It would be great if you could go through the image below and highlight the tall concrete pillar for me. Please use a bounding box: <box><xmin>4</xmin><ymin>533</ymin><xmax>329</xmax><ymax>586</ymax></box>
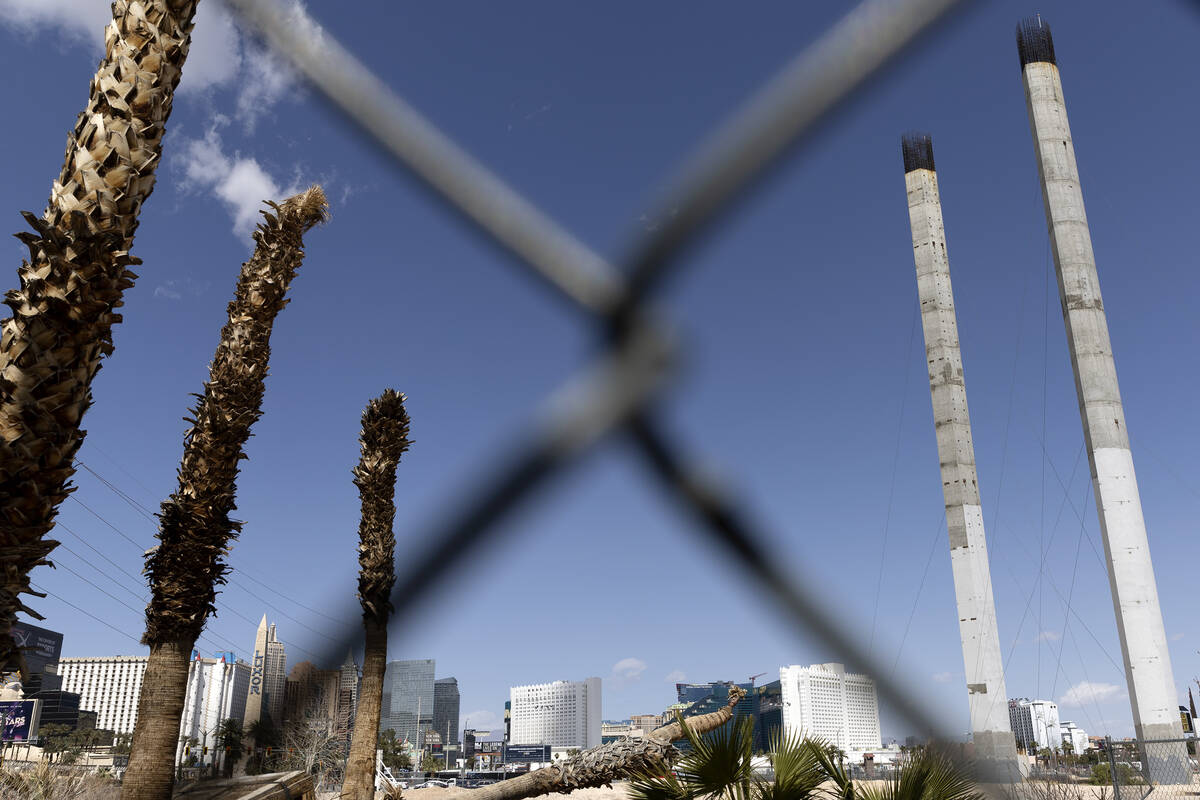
<box><xmin>903</xmin><ymin>134</ymin><xmax>1020</xmax><ymax>780</ymax></box>
<box><xmin>1018</xmin><ymin>17</ymin><xmax>1185</xmax><ymax>775</ymax></box>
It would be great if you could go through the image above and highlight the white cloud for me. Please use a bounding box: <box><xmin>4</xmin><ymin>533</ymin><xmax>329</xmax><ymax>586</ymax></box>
<box><xmin>612</xmin><ymin>658</ymin><xmax>647</xmax><ymax>684</ymax></box>
<box><xmin>932</xmin><ymin>671</ymin><xmax>954</xmax><ymax>683</ymax></box>
<box><xmin>665</xmin><ymin>670</ymin><xmax>687</xmax><ymax>684</ymax></box>
<box><xmin>154</xmin><ymin>284</ymin><xmax>182</xmax><ymax>300</ymax></box>
<box><xmin>1060</xmin><ymin>681</ymin><xmax>1123</xmax><ymax>707</ymax></box>
<box><xmin>175</xmin><ymin>123</ymin><xmax>303</xmax><ymax>237</ymax></box>
<box><xmin>1035</xmin><ymin>631</ymin><xmax>1061</xmax><ymax>643</ymax></box>
<box><xmin>0</xmin><ymin>0</ymin><xmax>110</xmax><ymax>44</ymax></box>
<box><xmin>0</xmin><ymin>0</ymin><xmax>319</xmax><ymax>128</ymax></box>
<box><xmin>462</xmin><ymin>710</ymin><xmax>502</xmax><ymax>733</ymax></box>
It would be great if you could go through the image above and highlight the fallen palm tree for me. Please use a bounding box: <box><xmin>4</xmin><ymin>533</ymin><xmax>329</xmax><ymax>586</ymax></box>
<box><xmin>449</xmin><ymin>687</ymin><xmax>747</xmax><ymax>800</ymax></box>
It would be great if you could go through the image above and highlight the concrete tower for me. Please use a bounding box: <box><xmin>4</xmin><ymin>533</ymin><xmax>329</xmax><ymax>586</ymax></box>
<box><xmin>1017</xmin><ymin>18</ymin><xmax>1185</xmax><ymax>772</ymax></box>
<box><xmin>902</xmin><ymin>134</ymin><xmax>1020</xmax><ymax>778</ymax></box>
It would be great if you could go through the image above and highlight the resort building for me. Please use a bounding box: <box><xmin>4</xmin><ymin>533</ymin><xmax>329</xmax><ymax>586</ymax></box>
<box><xmin>381</xmin><ymin>659</ymin><xmax>435</xmax><ymax>748</ymax></box>
<box><xmin>58</xmin><ymin>656</ymin><xmax>148</xmax><ymax>735</ymax></box>
<box><xmin>779</xmin><ymin>663</ymin><xmax>881</xmax><ymax>751</ymax></box>
<box><xmin>1008</xmin><ymin>698</ymin><xmax>1061</xmax><ymax>753</ymax></box>
<box><xmin>509</xmin><ymin>677</ymin><xmax>602</xmax><ymax>749</ymax></box>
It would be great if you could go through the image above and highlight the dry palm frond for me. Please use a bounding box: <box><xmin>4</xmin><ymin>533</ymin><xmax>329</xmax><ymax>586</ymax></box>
<box><xmin>142</xmin><ymin>186</ymin><xmax>329</xmax><ymax>645</ymax></box>
<box><xmin>353</xmin><ymin>389</ymin><xmax>411</xmax><ymax>622</ymax></box>
<box><xmin>0</xmin><ymin>0</ymin><xmax>199</xmax><ymax>672</ymax></box>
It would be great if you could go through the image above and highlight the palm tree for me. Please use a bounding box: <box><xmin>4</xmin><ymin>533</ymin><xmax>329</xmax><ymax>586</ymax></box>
<box><xmin>630</xmin><ymin>718</ymin><xmax>826</xmax><ymax>800</ymax></box>
<box><xmin>215</xmin><ymin>718</ymin><xmax>245</xmax><ymax>779</ymax></box>
<box><xmin>120</xmin><ymin>187</ymin><xmax>329</xmax><ymax>800</ymax></box>
<box><xmin>342</xmin><ymin>390</ymin><xmax>412</xmax><ymax>800</ymax></box>
<box><xmin>633</xmin><ymin>729</ymin><xmax>983</xmax><ymax>800</ymax></box>
<box><xmin>0</xmin><ymin>0</ymin><xmax>200</xmax><ymax>676</ymax></box>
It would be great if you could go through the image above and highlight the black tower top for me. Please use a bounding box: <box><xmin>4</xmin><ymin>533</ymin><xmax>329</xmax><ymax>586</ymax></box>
<box><xmin>901</xmin><ymin>133</ymin><xmax>935</xmax><ymax>174</ymax></box>
<box><xmin>1017</xmin><ymin>16</ymin><xmax>1056</xmax><ymax>67</ymax></box>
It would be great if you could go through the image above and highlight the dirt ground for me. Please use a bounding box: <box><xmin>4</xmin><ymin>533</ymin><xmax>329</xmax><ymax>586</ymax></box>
<box><xmin>381</xmin><ymin>786</ymin><xmax>633</xmax><ymax>800</ymax></box>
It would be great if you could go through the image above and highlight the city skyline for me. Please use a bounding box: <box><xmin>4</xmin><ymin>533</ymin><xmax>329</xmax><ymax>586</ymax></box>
<box><xmin>3</xmin><ymin>0</ymin><xmax>1197</xmax><ymax>746</ymax></box>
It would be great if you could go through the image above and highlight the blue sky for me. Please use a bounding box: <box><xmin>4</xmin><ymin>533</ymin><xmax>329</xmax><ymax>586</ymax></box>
<box><xmin>2</xmin><ymin>0</ymin><xmax>1198</xmax><ymax>742</ymax></box>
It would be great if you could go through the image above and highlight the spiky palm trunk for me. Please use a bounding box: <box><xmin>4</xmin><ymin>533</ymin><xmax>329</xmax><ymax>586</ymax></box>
<box><xmin>120</xmin><ymin>188</ymin><xmax>329</xmax><ymax>800</ymax></box>
<box><xmin>0</xmin><ymin>0</ymin><xmax>199</xmax><ymax>674</ymax></box>
<box><xmin>342</xmin><ymin>391</ymin><xmax>411</xmax><ymax>800</ymax></box>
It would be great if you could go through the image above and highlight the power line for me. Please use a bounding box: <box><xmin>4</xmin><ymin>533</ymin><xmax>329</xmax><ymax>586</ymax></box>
<box><xmin>31</xmin><ymin>582</ymin><xmax>141</xmax><ymax>645</ymax></box>
<box><xmin>74</xmin><ymin>458</ymin><xmax>348</xmax><ymax>628</ymax></box>
<box><xmin>57</xmin><ymin>521</ymin><xmax>148</xmax><ymax>590</ymax></box>
<box><xmin>69</xmin><ymin>495</ymin><xmax>150</xmax><ymax>551</ymax></box>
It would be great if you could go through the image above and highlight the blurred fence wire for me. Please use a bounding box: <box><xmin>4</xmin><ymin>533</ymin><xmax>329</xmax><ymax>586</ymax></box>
<box><xmin>222</xmin><ymin>0</ymin><xmax>973</xmax><ymax>744</ymax></box>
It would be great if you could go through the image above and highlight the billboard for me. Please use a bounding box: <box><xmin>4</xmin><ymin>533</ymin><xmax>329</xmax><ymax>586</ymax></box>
<box><xmin>503</xmin><ymin>744</ymin><xmax>551</xmax><ymax>763</ymax></box>
<box><xmin>0</xmin><ymin>699</ymin><xmax>42</xmax><ymax>741</ymax></box>
<box><xmin>10</xmin><ymin>622</ymin><xmax>63</xmax><ymax>673</ymax></box>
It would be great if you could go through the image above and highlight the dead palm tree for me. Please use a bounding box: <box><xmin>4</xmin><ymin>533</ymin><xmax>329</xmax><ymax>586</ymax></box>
<box><xmin>0</xmin><ymin>0</ymin><xmax>200</xmax><ymax>676</ymax></box>
<box><xmin>451</xmin><ymin>688</ymin><xmax>748</xmax><ymax>800</ymax></box>
<box><xmin>120</xmin><ymin>187</ymin><xmax>329</xmax><ymax>800</ymax></box>
<box><xmin>342</xmin><ymin>390</ymin><xmax>411</xmax><ymax>800</ymax></box>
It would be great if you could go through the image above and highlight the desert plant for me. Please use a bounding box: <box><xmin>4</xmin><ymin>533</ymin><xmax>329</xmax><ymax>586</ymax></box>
<box><xmin>120</xmin><ymin>187</ymin><xmax>329</xmax><ymax>800</ymax></box>
<box><xmin>342</xmin><ymin>390</ymin><xmax>412</xmax><ymax>800</ymax></box>
<box><xmin>630</xmin><ymin>717</ymin><xmax>824</xmax><ymax>800</ymax></box>
<box><xmin>0</xmin><ymin>0</ymin><xmax>200</xmax><ymax>676</ymax></box>
<box><xmin>0</xmin><ymin>762</ymin><xmax>119</xmax><ymax>800</ymax></box>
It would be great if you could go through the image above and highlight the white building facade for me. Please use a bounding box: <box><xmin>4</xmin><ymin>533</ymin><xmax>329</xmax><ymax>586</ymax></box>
<box><xmin>1008</xmin><ymin>699</ymin><xmax>1061</xmax><ymax>752</ymax></box>
<box><xmin>177</xmin><ymin>654</ymin><xmax>251</xmax><ymax>764</ymax></box>
<box><xmin>59</xmin><ymin>656</ymin><xmax>148</xmax><ymax>735</ymax></box>
<box><xmin>780</xmin><ymin>663</ymin><xmax>880</xmax><ymax>751</ymax></box>
<box><xmin>509</xmin><ymin>678</ymin><xmax>601</xmax><ymax>749</ymax></box>
<box><xmin>1059</xmin><ymin>721</ymin><xmax>1089</xmax><ymax>754</ymax></box>
<box><xmin>60</xmin><ymin>653</ymin><xmax>250</xmax><ymax>754</ymax></box>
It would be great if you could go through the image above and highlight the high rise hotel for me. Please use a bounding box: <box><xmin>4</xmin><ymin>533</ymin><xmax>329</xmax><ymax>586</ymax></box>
<box><xmin>780</xmin><ymin>663</ymin><xmax>880</xmax><ymax>751</ymax></box>
<box><xmin>509</xmin><ymin>677</ymin><xmax>602</xmax><ymax>749</ymax></box>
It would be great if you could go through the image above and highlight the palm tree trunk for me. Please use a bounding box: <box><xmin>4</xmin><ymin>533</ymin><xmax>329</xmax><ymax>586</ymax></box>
<box><xmin>0</xmin><ymin>0</ymin><xmax>199</xmax><ymax>675</ymax></box>
<box><xmin>120</xmin><ymin>638</ymin><xmax>192</xmax><ymax>799</ymax></box>
<box><xmin>121</xmin><ymin>188</ymin><xmax>328</xmax><ymax>800</ymax></box>
<box><xmin>451</xmin><ymin>689</ymin><xmax>746</xmax><ymax>800</ymax></box>
<box><xmin>341</xmin><ymin>616</ymin><xmax>387</xmax><ymax>800</ymax></box>
<box><xmin>341</xmin><ymin>391</ymin><xmax>410</xmax><ymax>799</ymax></box>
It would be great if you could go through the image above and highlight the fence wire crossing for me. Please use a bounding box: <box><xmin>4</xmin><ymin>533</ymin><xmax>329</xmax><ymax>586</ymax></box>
<box><xmin>223</xmin><ymin>0</ymin><xmax>971</xmax><ymax>745</ymax></box>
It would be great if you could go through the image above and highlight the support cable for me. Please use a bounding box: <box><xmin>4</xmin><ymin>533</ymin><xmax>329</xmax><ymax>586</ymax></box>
<box><xmin>868</xmin><ymin>301</ymin><xmax>920</xmax><ymax>658</ymax></box>
<box><xmin>889</xmin><ymin>510</ymin><xmax>947</xmax><ymax>679</ymax></box>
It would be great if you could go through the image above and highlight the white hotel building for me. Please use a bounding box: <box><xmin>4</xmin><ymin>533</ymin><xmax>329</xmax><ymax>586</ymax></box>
<box><xmin>59</xmin><ymin>656</ymin><xmax>148</xmax><ymax>735</ymax></box>
<box><xmin>509</xmin><ymin>678</ymin><xmax>602</xmax><ymax>749</ymax></box>
<box><xmin>1008</xmin><ymin>698</ymin><xmax>1060</xmax><ymax>753</ymax></box>
<box><xmin>780</xmin><ymin>663</ymin><xmax>881</xmax><ymax>751</ymax></box>
<box><xmin>59</xmin><ymin>653</ymin><xmax>250</xmax><ymax>755</ymax></box>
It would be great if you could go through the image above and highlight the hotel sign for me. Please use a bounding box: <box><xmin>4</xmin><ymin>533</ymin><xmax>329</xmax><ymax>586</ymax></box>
<box><xmin>250</xmin><ymin>651</ymin><xmax>265</xmax><ymax>695</ymax></box>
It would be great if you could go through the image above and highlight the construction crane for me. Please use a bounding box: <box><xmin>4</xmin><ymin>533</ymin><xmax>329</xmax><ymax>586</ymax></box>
<box><xmin>748</xmin><ymin>672</ymin><xmax>766</xmax><ymax>686</ymax></box>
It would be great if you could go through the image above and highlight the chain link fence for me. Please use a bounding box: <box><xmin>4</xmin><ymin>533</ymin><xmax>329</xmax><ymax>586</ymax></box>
<box><xmin>210</xmin><ymin>0</ymin><xmax>1195</xmax><ymax>792</ymax></box>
